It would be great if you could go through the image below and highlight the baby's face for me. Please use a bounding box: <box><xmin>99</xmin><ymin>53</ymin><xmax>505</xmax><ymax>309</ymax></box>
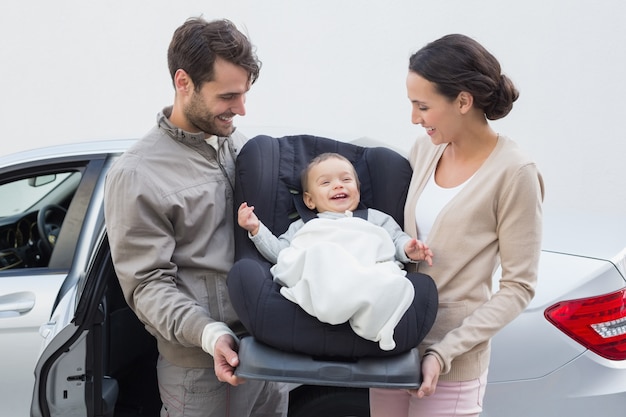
<box><xmin>303</xmin><ymin>157</ymin><xmax>360</xmax><ymax>213</ymax></box>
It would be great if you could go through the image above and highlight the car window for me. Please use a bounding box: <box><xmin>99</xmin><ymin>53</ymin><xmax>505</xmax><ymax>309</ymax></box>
<box><xmin>0</xmin><ymin>173</ymin><xmax>73</xmax><ymax>217</ymax></box>
<box><xmin>0</xmin><ymin>171</ymin><xmax>82</xmax><ymax>270</ymax></box>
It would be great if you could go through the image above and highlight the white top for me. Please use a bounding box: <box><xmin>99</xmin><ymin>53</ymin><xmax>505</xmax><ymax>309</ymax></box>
<box><xmin>205</xmin><ymin>135</ymin><xmax>219</xmax><ymax>150</ymax></box>
<box><xmin>415</xmin><ymin>171</ymin><xmax>470</xmax><ymax>241</ymax></box>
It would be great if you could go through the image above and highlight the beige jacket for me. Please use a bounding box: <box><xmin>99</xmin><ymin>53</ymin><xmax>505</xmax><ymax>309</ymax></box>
<box><xmin>404</xmin><ymin>135</ymin><xmax>544</xmax><ymax>381</ymax></box>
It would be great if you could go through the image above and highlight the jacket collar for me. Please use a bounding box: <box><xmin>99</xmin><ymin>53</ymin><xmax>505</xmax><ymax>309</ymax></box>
<box><xmin>157</xmin><ymin>106</ymin><xmax>236</xmax><ymax>149</ymax></box>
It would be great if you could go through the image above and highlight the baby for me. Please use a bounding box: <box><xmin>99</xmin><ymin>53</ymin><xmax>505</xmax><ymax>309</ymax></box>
<box><xmin>237</xmin><ymin>152</ymin><xmax>434</xmax><ymax>350</ymax></box>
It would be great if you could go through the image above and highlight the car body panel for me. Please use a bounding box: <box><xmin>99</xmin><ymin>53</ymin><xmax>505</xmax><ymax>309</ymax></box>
<box><xmin>0</xmin><ymin>139</ymin><xmax>135</xmax><ymax>169</ymax></box>
<box><xmin>31</xmin><ymin>270</ymin><xmax>93</xmax><ymax>417</ymax></box>
<box><xmin>489</xmin><ymin>250</ymin><xmax>626</xmax><ymax>379</ymax></box>
<box><xmin>0</xmin><ymin>272</ymin><xmax>67</xmax><ymax>416</ymax></box>
<box><xmin>483</xmin><ymin>350</ymin><xmax>626</xmax><ymax>417</ymax></box>
<box><xmin>484</xmin><ymin>210</ymin><xmax>626</xmax><ymax>414</ymax></box>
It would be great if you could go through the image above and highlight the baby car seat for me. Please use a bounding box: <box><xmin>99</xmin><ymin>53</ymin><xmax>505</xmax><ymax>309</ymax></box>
<box><xmin>227</xmin><ymin>134</ymin><xmax>438</xmax><ymax>387</ymax></box>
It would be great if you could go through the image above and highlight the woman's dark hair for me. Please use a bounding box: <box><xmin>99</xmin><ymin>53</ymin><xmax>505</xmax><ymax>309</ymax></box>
<box><xmin>409</xmin><ymin>34</ymin><xmax>518</xmax><ymax>120</ymax></box>
<box><xmin>167</xmin><ymin>17</ymin><xmax>261</xmax><ymax>91</ymax></box>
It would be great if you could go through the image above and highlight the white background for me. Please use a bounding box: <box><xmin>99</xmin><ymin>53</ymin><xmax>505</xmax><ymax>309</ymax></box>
<box><xmin>1</xmin><ymin>0</ymin><xmax>625</xmax><ymax>218</ymax></box>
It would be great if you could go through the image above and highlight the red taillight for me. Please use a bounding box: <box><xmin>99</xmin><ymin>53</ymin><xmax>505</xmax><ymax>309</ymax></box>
<box><xmin>545</xmin><ymin>288</ymin><xmax>626</xmax><ymax>360</ymax></box>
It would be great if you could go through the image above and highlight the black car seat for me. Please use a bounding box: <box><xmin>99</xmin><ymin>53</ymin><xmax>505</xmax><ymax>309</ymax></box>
<box><xmin>227</xmin><ymin>134</ymin><xmax>438</xmax><ymax>386</ymax></box>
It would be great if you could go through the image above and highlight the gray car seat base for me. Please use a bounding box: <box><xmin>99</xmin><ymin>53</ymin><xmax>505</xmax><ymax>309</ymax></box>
<box><xmin>235</xmin><ymin>337</ymin><xmax>422</xmax><ymax>389</ymax></box>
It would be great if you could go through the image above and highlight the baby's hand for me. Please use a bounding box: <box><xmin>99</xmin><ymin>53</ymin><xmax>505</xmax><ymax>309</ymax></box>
<box><xmin>405</xmin><ymin>238</ymin><xmax>433</xmax><ymax>266</ymax></box>
<box><xmin>237</xmin><ymin>202</ymin><xmax>260</xmax><ymax>236</ymax></box>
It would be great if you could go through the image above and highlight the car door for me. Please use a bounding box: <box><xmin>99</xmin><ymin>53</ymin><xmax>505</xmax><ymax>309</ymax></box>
<box><xmin>30</xmin><ymin>228</ymin><xmax>114</xmax><ymax>417</ymax></box>
<box><xmin>0</xmin><ymin>153</ymin><xmax>109</xmax><ymax>417</ymax></box>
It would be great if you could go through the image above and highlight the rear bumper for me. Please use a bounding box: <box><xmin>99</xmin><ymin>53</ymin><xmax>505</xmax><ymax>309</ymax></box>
<box><xmin>482</xmin><ymin>350</ymin><xmax>626</xmax><ymax>416</ymax></box>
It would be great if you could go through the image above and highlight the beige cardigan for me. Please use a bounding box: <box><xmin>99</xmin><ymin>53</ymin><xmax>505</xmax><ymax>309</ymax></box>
<box><xmin>404</xmin><ymin>135</ymin><xmax>544</xmax><ymax>381</ymax></box>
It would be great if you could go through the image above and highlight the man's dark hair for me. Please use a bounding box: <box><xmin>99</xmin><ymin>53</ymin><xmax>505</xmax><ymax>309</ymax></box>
<box><xmin>167</xmin><ymin>17</ymin><xmax>261</xmax><ymax>91</ymax></box>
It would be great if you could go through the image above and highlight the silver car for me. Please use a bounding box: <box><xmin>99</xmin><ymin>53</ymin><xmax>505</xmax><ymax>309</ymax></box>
<box><xmin>0</xmin><ymin>139</ymin><xmax>624</xmax><ymax>417</ymax></box>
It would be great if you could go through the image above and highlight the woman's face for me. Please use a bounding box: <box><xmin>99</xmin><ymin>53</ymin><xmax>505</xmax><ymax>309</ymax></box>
<box><xmin>406</xmin><ymin>71</ymin><xmax>462</xmax><ymax>145</ymax></box>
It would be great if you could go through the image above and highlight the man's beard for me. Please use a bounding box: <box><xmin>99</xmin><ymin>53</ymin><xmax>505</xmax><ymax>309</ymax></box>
<box><xmin>185</xmin><ymin>93</ymin><xmax>234</xmax><ymax>138</ymax></box>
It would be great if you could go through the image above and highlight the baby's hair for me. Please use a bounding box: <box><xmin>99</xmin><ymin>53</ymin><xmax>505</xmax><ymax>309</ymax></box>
<box><xmin>301</xmin><ymin>153</ymin><xmax>360</xmax><ymax>192</ymax></box>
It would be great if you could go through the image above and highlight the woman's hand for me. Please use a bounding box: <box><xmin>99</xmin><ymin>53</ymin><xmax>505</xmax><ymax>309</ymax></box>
<box><xmin>411</xmin><ymin>353</ymin><xmax>441</xmax><ymax>398</ymax></box>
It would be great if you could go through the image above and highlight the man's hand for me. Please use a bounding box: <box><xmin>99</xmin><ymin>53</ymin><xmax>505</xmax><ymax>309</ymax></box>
<box><xmin>213</xmin><ymin>334</ymin><xmax>245</xmax><ymax>386</ymax></box>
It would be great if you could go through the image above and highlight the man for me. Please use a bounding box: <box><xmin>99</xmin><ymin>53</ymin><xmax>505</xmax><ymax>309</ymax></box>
<box><xmin>104</xmin><ymin>17</ymin><xmax>288</xmax><ymax>417</ymax></box>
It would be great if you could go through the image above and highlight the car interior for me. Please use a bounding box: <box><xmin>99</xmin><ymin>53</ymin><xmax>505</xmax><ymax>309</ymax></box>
<box><xmin>0</xmin><ymin>171</ymin><xmax>81</xmax><ymax>271</ymax></box>
<box><xmin>101</xmin><ymin>265</ymin><xmax>161</xmax><ymax>417</ymax></box>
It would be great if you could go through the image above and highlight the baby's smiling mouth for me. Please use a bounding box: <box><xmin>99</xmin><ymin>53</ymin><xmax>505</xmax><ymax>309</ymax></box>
<box><xmin>332</xmin><ymin>193</ymin><xmax>347</xmax><ymax>200</ymax></box>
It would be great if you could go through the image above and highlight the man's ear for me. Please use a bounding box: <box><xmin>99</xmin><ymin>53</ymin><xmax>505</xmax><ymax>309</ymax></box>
<box><xmin>303</xmin><ymin>192</ymin><xmax>316</xmax><ymax>210</ymax></box>
<box><xmin>174</xmin><ymin>69</ymin><xmax>194</xmax><ymax>95</ymax></box>
<box><xmin>457</xmin><ymin>91</ymin><xmax>474</xmax><ymax>115</ymax></box>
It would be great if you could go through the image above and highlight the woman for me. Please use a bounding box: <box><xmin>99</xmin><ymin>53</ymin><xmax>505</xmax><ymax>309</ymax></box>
<box><xmin>370</xmin><ymin>34</ymin><xmax>544</xmax><ymax>416</ymax></box>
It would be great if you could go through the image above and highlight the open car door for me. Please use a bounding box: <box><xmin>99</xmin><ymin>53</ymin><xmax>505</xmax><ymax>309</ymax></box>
<box><xmin>31</xmin><ymin>222</ymin><xmax>161</xmax><ymax>417</ymax></box>
<box><xmin>30</xmin><ymin>223</ymin><xmax>115</xmax><ymax>417</ymax></box>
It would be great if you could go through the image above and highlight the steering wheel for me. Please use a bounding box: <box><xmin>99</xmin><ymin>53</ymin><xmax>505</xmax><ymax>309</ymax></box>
<box><xmin>37</xmin><ymin>204</ymin><xmax>67</xmax><ymax>256</ymax></box>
